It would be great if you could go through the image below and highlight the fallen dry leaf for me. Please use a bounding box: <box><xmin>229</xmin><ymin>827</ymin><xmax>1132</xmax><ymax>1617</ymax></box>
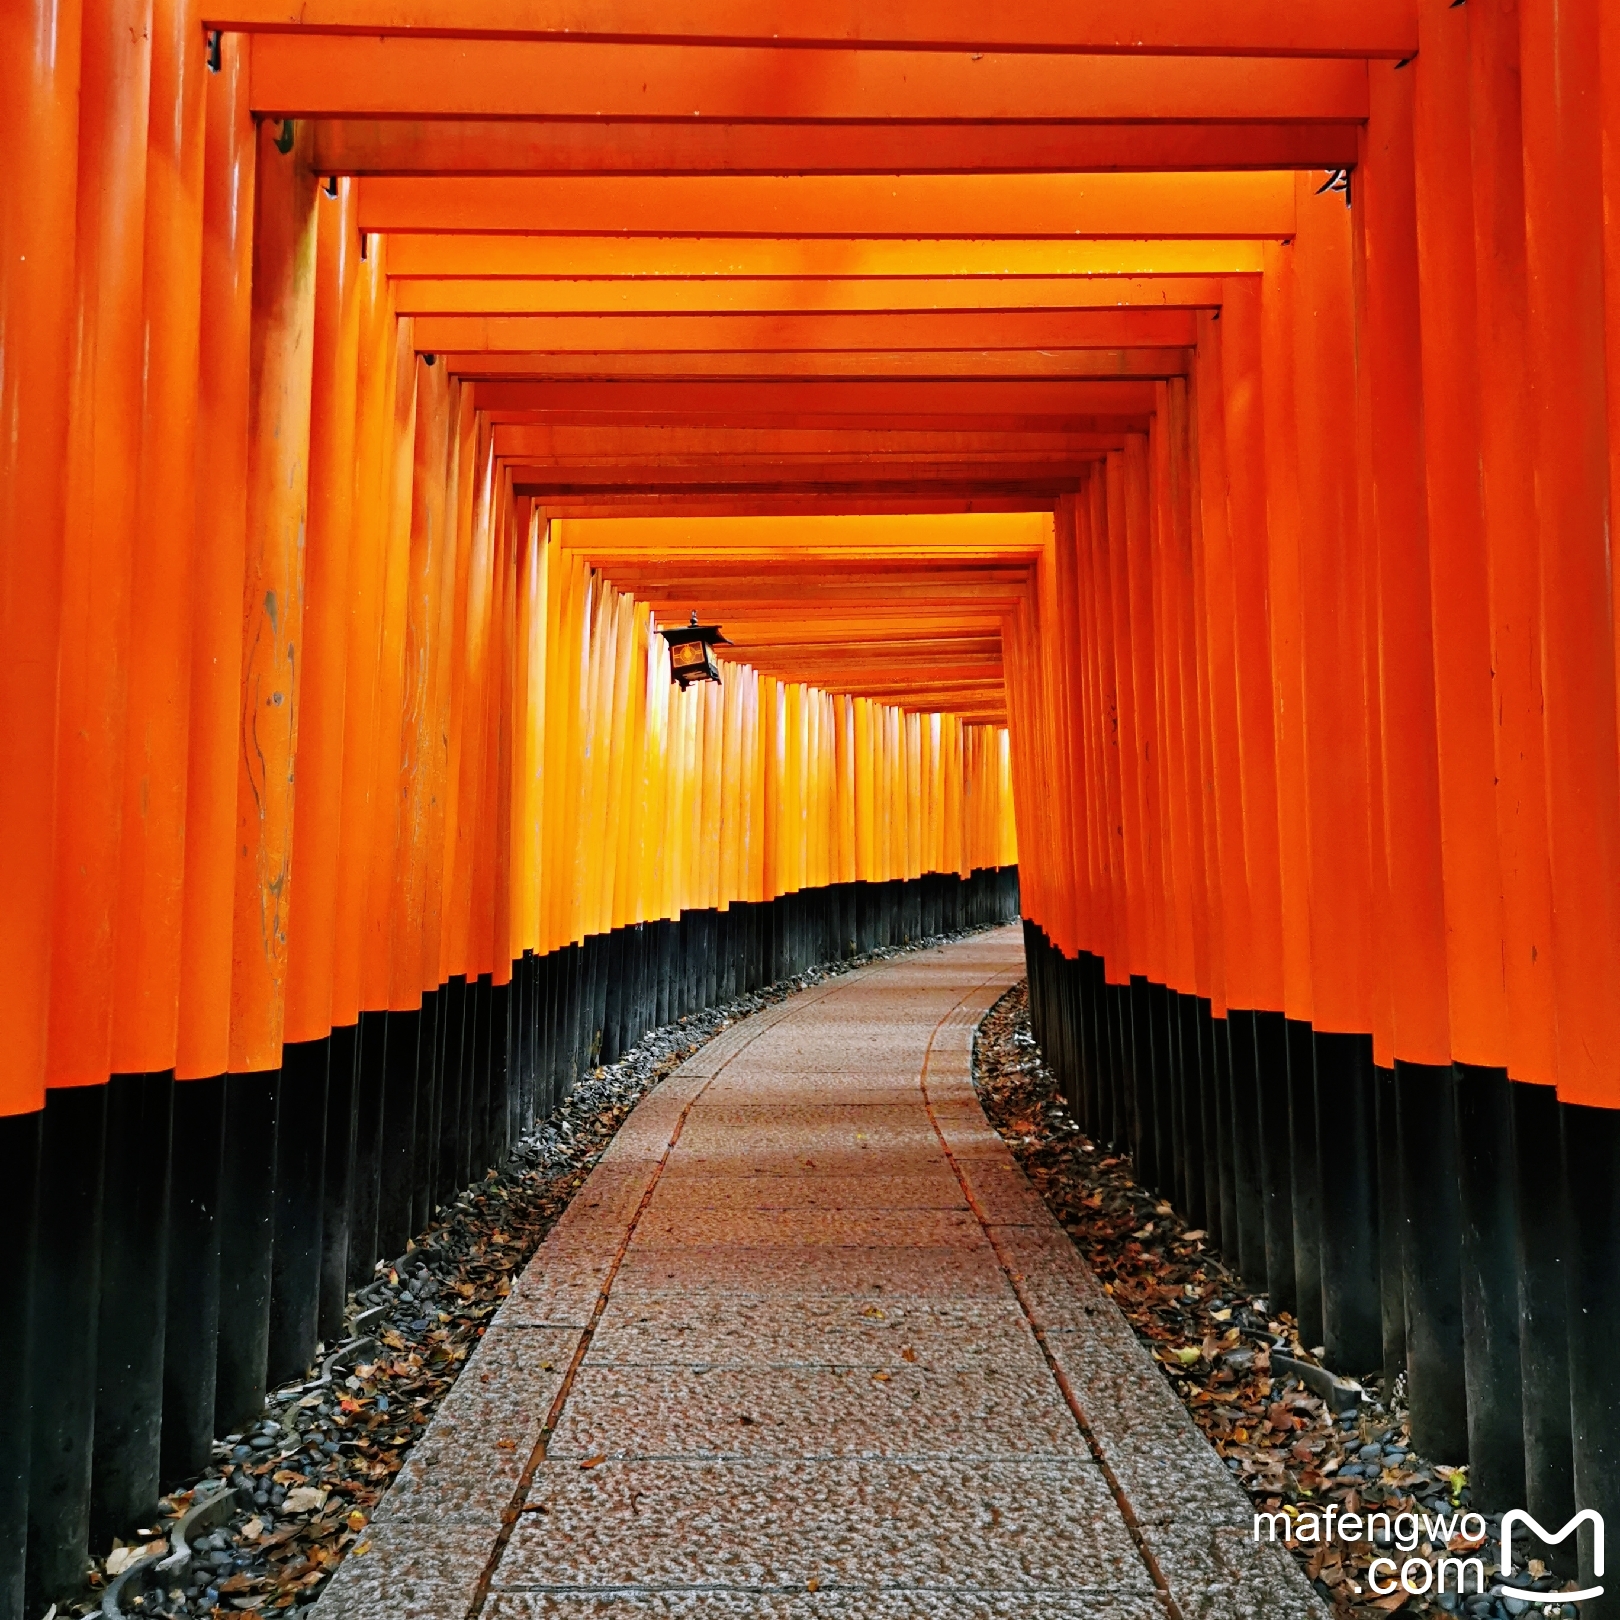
<box><xmin>580</xmin><ymin>1454</ymin><xmax>607</xmax><ymax>1469</ymax></box>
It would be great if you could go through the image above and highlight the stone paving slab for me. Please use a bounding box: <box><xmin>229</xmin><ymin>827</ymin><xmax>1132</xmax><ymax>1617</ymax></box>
<box><xmin>583</xmin><ymin>1298</ymin><xmax>1047</xmax><ymax>1371</ymax></box>
<box><xmin>641</xmin><ymin>1174</ymin><xmax>966</xmax><ymax>1214</ymax></box>
<box><xmin>312</xmin><ymin>929</ymin><xmax>1324</xmax><ymax>1620</ymax></box>
<box><xmin>611</xmin><ymin>1245</ymin><xmax>1017</xmax><ymax>1301</ymax></box>
<box><xmin>495</xmin><ymin>1457</ymin><xmax>1149</xmax><ymax>1591</ymax></box>
<box><xmin>630</xmin><ymin>1208</ymin><xmax>986</xmax><ymax>1250</ymax></box>
<box><xmin>482</xmin><ymin>1594</ymin><xmax>1169</xmax><ymax>1619</ymax></box>
<box><xmin>545</xmin><ymin>1364</ymin><xmax>1091</xmax><ymax>1461</ymax></box>
<box><xmin>661</xmin><ymin>1152</ymin><xmax>953</xmax><ymax>1182</ymax></box>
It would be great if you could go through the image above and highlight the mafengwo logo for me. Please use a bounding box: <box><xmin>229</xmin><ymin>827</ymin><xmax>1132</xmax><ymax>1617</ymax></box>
<box><xmin>1499</xmin><ymin>1510</ymin><xmax>1604</xmax><ymax>1607</ymax></box>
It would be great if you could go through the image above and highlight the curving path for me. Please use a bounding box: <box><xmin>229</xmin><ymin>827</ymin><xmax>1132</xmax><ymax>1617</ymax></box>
<box><xmin>312</xmin><ymin>927</ymin><xmax>1322</xmax><ymax>1620</ymax></box>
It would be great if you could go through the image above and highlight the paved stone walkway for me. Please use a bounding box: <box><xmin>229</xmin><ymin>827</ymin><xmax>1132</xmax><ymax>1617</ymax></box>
<box><xmin>313</xmin><ymin>928</ymin><xmax>1322</xmax><ymax>1620</ymax></box>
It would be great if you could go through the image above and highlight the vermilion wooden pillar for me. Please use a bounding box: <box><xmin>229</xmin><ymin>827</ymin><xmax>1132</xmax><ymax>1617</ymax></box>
<box><xmin>0</xmin><ymin>0</ymin><xmax>80</xmax><ymax>1115</ymax></box>
<box><xmin>45</xmin><ymin>0</ymin><xmax>151</xmax><ymax>1095</ymax></box>
<box><xmin>29</xmin><ymin>0</ymin><xmax>149</xmax><ymax>1599</ymax></box>
<box><xmin>1258</xmin><ymin>240</ymin><xmax>1323</xmax><ymax>1348</ymax></box>
<box><xmin>270</xmin><ymin>172</ymin><xmax>362</xmax><ymax>1386</ymax></box>
<box><xmin>1291</xmin><ymin>171</ymin><xmax>1382</xmax><ymax>1372</ymax></box>
<box><xmin>1521</xmin><ymin>0</ymin><xmax>1620</xmax><ymax>1598</ymax></box>
<box><xmin>0</xmin><ymin>3</ymin><xmax>83</xmax><ymax>1609</ymax></box>
<box><xmin>91</xmin><ymin>0</ymin><xmax>208</xmax><ymax>1545</ymax></box>
<box><xmin>165</xmin><ymin>26</ymin><xmax>254</xmax><ymax>1487</ymax></box>
<box><xmin>216</xmin><ymin>113</ymin><xmax>318</xmax><ymax>1433</ymax></box>
<box><xmin>1469</xmin><ymin>0</ymin><xmax>1573</xmax><ymax>1548</ymax></box>
<box><xmin>1410</xmin><ymin>0</ymin><xmax>1524</xmax><ymax>1516</ymax></box>
<box><xmin>1355</xmin><ymin>55</ymin><xmax>1452</xmax><ymax>1423</ymax></box>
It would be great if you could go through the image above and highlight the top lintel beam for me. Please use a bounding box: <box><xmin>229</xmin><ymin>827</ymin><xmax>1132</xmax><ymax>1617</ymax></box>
<box><xmin>205</xmin><ymin>0</ymin><xmax>1416</xmax><ymax>59</ymax></box>
<box><xmin>356</xmin><ymin>172</ymin><xmax>1296</xmax><ymax>240</ymax></box>
<box><xmin>250</xmin><ymin>38</ymin><xmax>1369</xmax><ymax>121</ymax></box>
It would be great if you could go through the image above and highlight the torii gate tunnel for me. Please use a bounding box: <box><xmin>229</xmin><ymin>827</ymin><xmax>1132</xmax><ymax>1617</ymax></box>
<box><xmin>3</xmin><ymin>0</ymin><xmax>1620</xmax><ymax>1613</ymax></box>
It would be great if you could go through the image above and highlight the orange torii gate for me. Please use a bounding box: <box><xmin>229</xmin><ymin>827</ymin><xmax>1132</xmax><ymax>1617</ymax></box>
<box><xmin>5</xmin><ymin>0</ymin><xmax>1620</xmax><ymax>1614</ymax></box>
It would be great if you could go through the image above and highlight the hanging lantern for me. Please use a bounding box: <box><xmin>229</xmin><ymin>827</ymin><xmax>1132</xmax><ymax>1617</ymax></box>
<box><xmin>661</xmin><ymin>611</ymin><xmax>729</xmax><ymax>689</ymax></box>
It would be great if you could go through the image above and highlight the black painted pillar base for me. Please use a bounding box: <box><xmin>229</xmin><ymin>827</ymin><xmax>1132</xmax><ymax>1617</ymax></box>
<box><xmin>162</xmin><ymin>1075</ymin><xmax>225</xmax><ymax>1485</ymax></box>
<box><xmin>268</xmin><ymin>1040</ymin><xmax>328</xmax><ymax>1386</ymax></box>
<box><xmin>1373</xmin><ymin>1065</ymin><xmax>1406</xmax><ymax>1397</ymax></box>
<box><xmin>1285</xmin><ymin>1019</ymin><xmax>1323</xmax><ymax>1348</ymax></box>
<box><xmin>0</xmin><ymin>1109</ymin><xmax>42</xmax><ymax>1620</ymax></box>
<box><xmin>27</xmin><ymin>1084</ymin><xmax>108</xmax><ymax>1610</ymax></box>
<box><xmin>416</xmin><ymin>987</ymin><xmax>444</xmax><ymax>1229</ymax></box>
<box><xmin>1314</xmin><ymin>1032</ymin><xmax>1381</xmax><ymax>1371</ymax></box>
<box><xmin>1561</xmin><ymin>1101</ymin><xmax>1620</xmax><ymax>1606</ymax></box>
<box><xmin>1196</xmin><ymin>999</ymin><xmax>1221</xmax><ymax>1250</ymax></box>
<box><xmin>561</xmin><ymin>941</ymin><xmax>583</xmax><ymax>1096</ymax></box>
<box><xmin>464</xmin><ymin>975</ymin><xmax>491</xmax><ymax>1183</ymax></box>
<box><xmin>1212</xmin><ymin>1012</ymin><xmax>1237</xmax><ymax>1263</ymax></box>
<box><xmin>1194</xmin><ymin>1000</ymin><xmax>1222</xmax><ymax>1252</ymax></box>
<box><xmin>1128</xmin><ymin>977</ymin><xmax>1154</xmax><ymax>1187</ymax></box>
<box><xmin>489</xmin><ymin>978</ymin><xmax>511</xmax><ymax>1167</ymax></box>
<box><xmin>434</xmin><ymin>980</ymin><xmax>464</xmax><ymax>1212</ymax></box>
<box><xmin>1108</xmin><ymin>982</ymin><xmax>1134</xmax><ymax>1162</ymax></box>
<box><xmin>91</xmin><ymin>1070</ymin><xmax>175</xmax><ymax>1546</ymax></box>
<box><xmin>587</xmin><ymin>933</ymin><xmax>609</xmax><ymax>1066</ymax></box>
<box><xmin>1149</xmin><ymin>983</ymin><xmax>1175</xmax><ymax>1202</ymax></box>
<box><xmin>1179</xmin><ymin>995</ymin><xmax>1208</xmax><ymax>1231</ymax></box>
<box><xmin>654</xmin><ymin>924</ymin><xmax>672</xmax><ymax>1028</ymax></box>
<box><xmin>544</xmin><ymin>949</ymin><xmax>564</xmax><ymax>1115</ymax></box>
<box><xmin>377</xmin><ymin>1009</ymin><xmax>420</xmax><ymax>1258</ymax></box>
<box><xmin>319</xmin><ymin>1026</ymin><xmax>359</xmax><ymax>1343</ymax></box>
<box><xmin>1395</xmin><ymin>1058</ymin><xmax>1469</xmax><ymax>1457</ymax></box>
<box><xmin>1509</xmin><ymin>1080</ymin><xmax>1575</xmax><ymax>1573</ymax></box>
<box><xmin>1227</xmin><ymin>1010</ymin><xmax>1267</xmax><ymax>1287</ymax></box>
<box><xmin>214</xmin><ymin>1067</ymin><xmax>279</xmax><ymax>1434</ymax></box>
<box><xmin>1254</xmin><ymin>1010</ymin><xmax>1295</xmax><ymax>1314</ymax></box>
<box><xmin>347</xmin><ymin>1011</ymin><xmax>387</xmax><ymax>1289</ymax></box>
<box><xmin>601</xmin><ymin>930</ymin><xmax>626</xmax><ymax>1064</ymax></box>
<box><xmin>1454</xmin><ymin>1064</ymin><xmax>1525</xmax><ymax>1511</ymax></box>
